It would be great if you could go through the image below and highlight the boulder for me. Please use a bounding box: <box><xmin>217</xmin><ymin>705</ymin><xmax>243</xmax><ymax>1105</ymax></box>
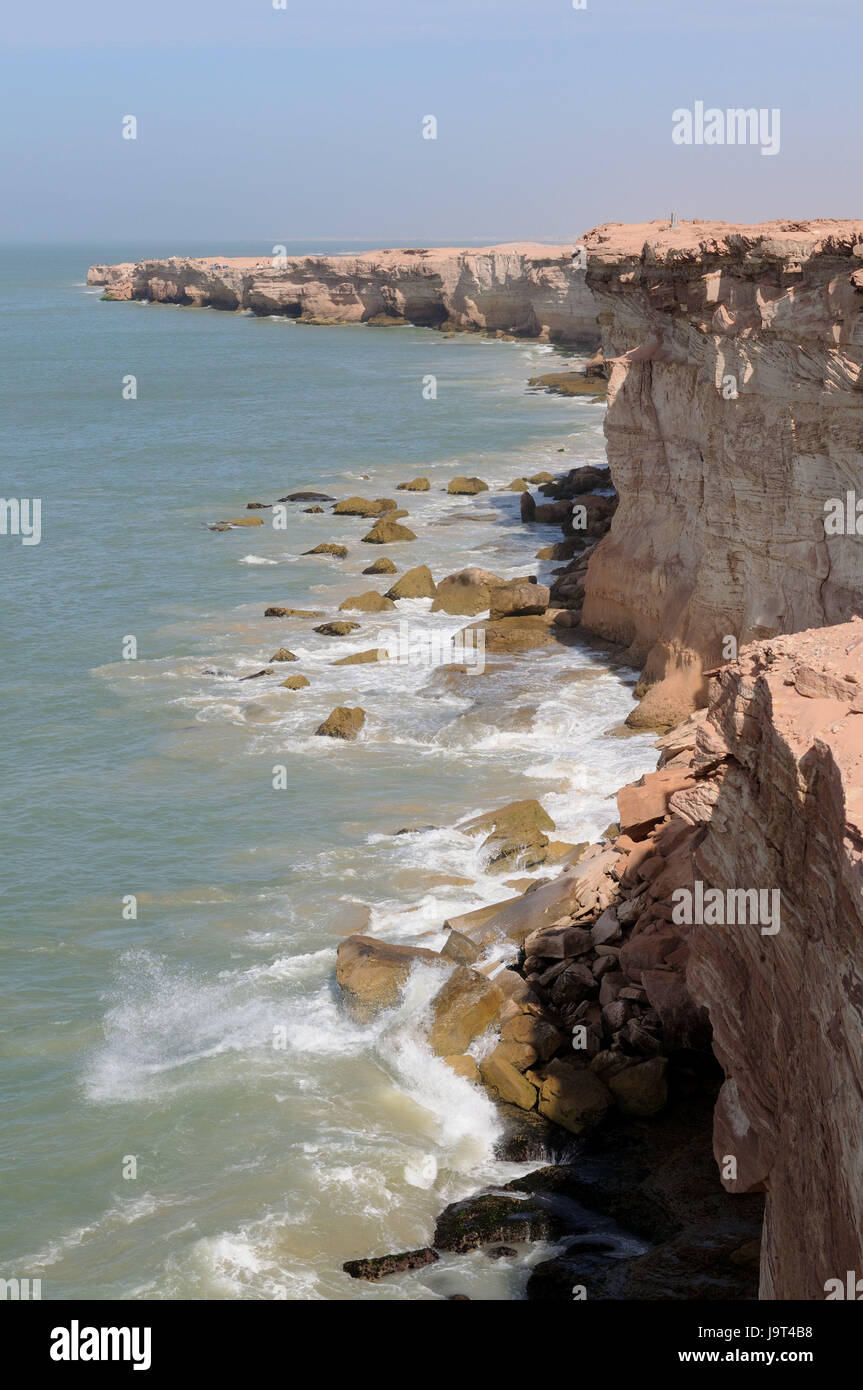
<box><xmin>527</xmin><ymin>471</ymin><xmax>554</xmax><ymax>484</ymax></box>
<box><xmin>447</xmin><ymin>477</ymin><xmax>488</xmax><ymax>495</ymax></box>
<box><xmin>332</xmin><ymin>496</ymin><xmax>397</xmax><ymax>517</ymax></box>
<box><xmin>361</xmin><ymin>519</ymin><xmax>417</xmax><ymax>544</ymax></box>
<box><xmin>397</xmin><ymin>478</ymin><xmax>431</xmax><ymax>492</ymax></box>
<box><xmin>480</xmin><ymin>1055</ymin><xmax>538</xmax><ymax>1110</ymax></box>
<box><xmin>336</xmin><ymin>934</ymin><xmax>445</xmax><ymax>1020</ymax></box>
<box><xmin>281</xmin><ymin>674</ymin><xmax>310</xmax><ymax>690</ymax></box>
<box><xmin>444</xmin><ymin>1054</ymin><xmax>481</xmax><ymax>1083</ymax></box>
<box><xmin>459</xmin><ymin>799</ymin><xmax>554</xmax><ymax>873</ymax></box>
<box><xmin>537</xmin><ymin>1060</ymin><xmax>614</xmax><ymax>1134</ymax></box>
<box><xmin>506</xmin><ymin>479</ymin><xmax>528</xmax><ymax>492</ymax></box>
<box><xmin>314</xmin><ymin>621</ymin><xmax>360</xmax><ymax>636</ymax></box>
<box><xmin>427</xmin><ymin>966</ymin><xmax>505</xmax><ymax>1055</ymax></box>
<box><xmin>214</xmin><ymin>516</ymin><xmax>264</xmax><ymax>527</ymax></box>
<box><xmin>331</xmin><ymin>649</ymin><xmax>382</xmax><ymax>666</ymax></box>
<box><xmin>607</xmin><ymin>1057</ymin><xmax>669</xmax><ymax>1118</ymax></box>
<box><xmin>343</xmin><ymin>1248</ymin><xmax>439</xmax><ymax>1281</ymax></box>
<box><xmin>430</xmin><ymin>567</ymin><xmax>505</xmax><ymax>616</ymax></box>
<box><xmin>303</xmin><ymin>505</ymin><xmax>324</xmax><ymax>513</ymax></box>
<box><xmin>488</xmin><ymin>582</ymin><xmax>550</xmax><ymax>620</ymax></box>
<box><xmin>278</xmin><ymin>491</ymin><xmax>335</xmax><ymax>502</ymax></box>
<box><xmin>434</xmin><ymin>1193</ymin><xmax>563</xmax><ymax>1253</ymax></box>
<box><xmin>500</xmin><ymin>1014</ymin><xmax>565</xmax><ymax>1062</ymax></box>
<box><xmin>363</xmin><ymin>557</ymin><xmax>398</xmax><ymax>575</ymax></box>
<box><xmin>315</xmin><ymin>706</ymin><xmax>366</xmax><ymax>740</ymax></box>
<box><xmin>520</xmin><ymin>492</ymin><xmax>536</xmax><ymax>521</ymax></box>
<box><xmin>264</xmin><ymin>606</ymin><xmax>324</xmax><ymax>618</ymax></box>
<box><xmin>303</xmin><ymin>543</ymin><xmax>348</xmax><ymax>559</ymax></box>
<box><xmin>385</xmin><ymin>565</ymin><xmax>436</xmax><ymax>600</ymax></box>
<box><xmin>464</xmin><ymin>613</ymin><xmax>570</xmax><ymax>654</ymax></box>
<box><xmin>338</xmin><ymin>590</ymin><xmax>396</xmax><ymax>612</ymax></box>
<box><xmin>523</xmin><ymin>924</ymin><xmax>593</xmax><ymax>960</ymax></box>
<box><xmin>269</xmin><ymin>648</ymin><xmax>297</xmax><ymax>662</ymax></box>
<box><xmin>441</xmin><ymin>929</ymin><xmax>481</xmax><ymax>966</ymax></box>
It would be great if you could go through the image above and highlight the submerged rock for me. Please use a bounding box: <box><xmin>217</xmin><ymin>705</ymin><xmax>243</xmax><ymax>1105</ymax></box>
<box><xmin>342</xmin><ymin>1248</ymin><xmax>439</xmax><ymax>1281</ymax></box>
<box><xmin>278</xmin><ymin>491</ymin><xmax>335</xmax><ymax>502</ymax></box>
<box><xmin>303</xmin><ymin>542</ymin><xmax>349</xmax><ymax>559</ymax></box>
<box><xmin>447</xmin><ymin>477</ymin><xmax>488</xmax><ymax>495</ymax></box>
<box><xmin>331</xmin><ymin>649</ymin><xmax>382</xmax><ymax>666</ymax></box>
<box><xmin>314</xmin><ymin>621</ymin><xmax>361</xmax><ymax>636</ymax></box>
<box><xmin>361</xmin><ymin>519</ymin><xmax>417</xmax><ymax>544</ymax></box>
<box><xmin>385</xmin><ymin>565</ymin><xmax>436</xmax><ymax>600</ymax></box>
<box><xmin>338</xmin><ymin>590</ymin><xmax>396</xmax><ymax>612</ymax></box>
<box><xmin>315</xmin><ymin>706</ymin><xmax>366</xmax><ymax>739</ymax></box>
<box><xmin>363</xmin><ymin>557</ymin><xmax>398</xmax><ymax>575</ymax></box>
<box><xmin>332</xmin><ymin>496</ymin><xmax>398</xmax><ymax>517</ymax></box>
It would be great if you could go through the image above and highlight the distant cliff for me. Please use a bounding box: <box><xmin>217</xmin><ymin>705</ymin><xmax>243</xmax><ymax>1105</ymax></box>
<box><xmin>86</xmin><ymin>244</ymin><xmax>599</xmax><ymax>343</ymax></box>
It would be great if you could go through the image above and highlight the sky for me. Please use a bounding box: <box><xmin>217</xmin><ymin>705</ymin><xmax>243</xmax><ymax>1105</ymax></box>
<box><xmin>1</xmin><ymin>0</ymin><xmax>860</xmax><ymax>246</ymax></box>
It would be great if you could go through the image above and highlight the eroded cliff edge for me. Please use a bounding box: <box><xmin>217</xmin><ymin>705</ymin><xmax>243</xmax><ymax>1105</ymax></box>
<box><xmin>87</xmin><ymin>243</ymin><xmax>599</xmax><ymax>343</ymax></box>
<box><xmin>581</xmin><ymin>218</ymin><xmax>863</xmax><ymax>730</ymax></box>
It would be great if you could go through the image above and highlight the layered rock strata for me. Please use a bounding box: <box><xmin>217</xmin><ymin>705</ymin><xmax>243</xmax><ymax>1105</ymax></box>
<box><xmin>87</xmin><ymin>244</ymin><xmax>598</xmax><ymax>342</ymax></box>
<box><xmin>581</xmin><ymin>218</ymin><xmax>863</xmax><ymax>729</ymax></box>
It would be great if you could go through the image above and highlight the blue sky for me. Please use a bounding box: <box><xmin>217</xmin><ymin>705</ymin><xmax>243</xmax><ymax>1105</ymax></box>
<box><xmin>1</xmin><ymin>0</ymin><xmax>859</xmax><ymax>245</ymax></box>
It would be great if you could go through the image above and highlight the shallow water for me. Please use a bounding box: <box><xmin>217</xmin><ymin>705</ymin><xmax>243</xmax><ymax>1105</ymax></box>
<box><xmin>0</xmin><ymin>243</ymin><xmax>658</xmax><ymax>1299</ymax></box>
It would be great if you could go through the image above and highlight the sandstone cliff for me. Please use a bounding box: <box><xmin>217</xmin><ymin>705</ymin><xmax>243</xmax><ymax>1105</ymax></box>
<box><xmin>581</xmin><ymin>219</ymin><xmax>863</xmax><ymax>730</ymax></box>
<box><xmin>87</xmin><ymin>244</ymin><xmax>599</xmax><ymax>342</ymax></box>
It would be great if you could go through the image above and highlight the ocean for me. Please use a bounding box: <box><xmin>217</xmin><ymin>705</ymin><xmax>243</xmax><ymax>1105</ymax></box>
<box><xmin>0</xmin><ymin>242</ymin><xmax>658</xmax><ymax>1299</ymax></box>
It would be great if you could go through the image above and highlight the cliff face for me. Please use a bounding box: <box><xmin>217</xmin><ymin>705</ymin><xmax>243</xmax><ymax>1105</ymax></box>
<box><xmin>87</xmin><ymin>244</ymin><xmax>599</xmax><ymax>343</ymax></box>
<box><xmin>581</xmin><ymin>219</ymin><xmax>863</xmax><ymax>730</ymax></box>
<box><xmin>681</xmin><ymin>621</ymin><xmax>863</xmax><ymax>1298</ymax></box>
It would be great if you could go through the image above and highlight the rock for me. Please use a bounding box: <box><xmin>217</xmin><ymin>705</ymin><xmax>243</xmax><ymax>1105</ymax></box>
<box><xmin>281</xmin><ymin>674</ymin><xmax>310</xmax><ymax>690</ymax></box>
<box><xmin>303</xmin><ymin>543</ymin><xmax>348</xmax><ymax>559</ymax></box>
<box><xmin>336</xmin><ymin>934</ymin><xmax>445</xmax><ymax>1020</ymax></box>
<box><xmin>523</xmin><ymin>925</ymin><xmax>593</xmax><ymax>960</ymax></box>
<box><xmin>315</xmin><ymin>706</ymin><xmax>366</xmax><ymax>739</ymax></box>
<box><xmin>488</xmin><ymin>582</ymin><xmax>550</xmax><ymax>620</ymax></box>
<box><xmin>303</xmin><ymin>505</ymin><xmax>324</xmax><ymax>513</ymax></box>
<box><xmin>332</xmin><ymin>496</ymin><xmax>397</xmax><ymax>517</ymax></box>
<box><xmin>338</xmin><ymin>590</ymin><xmax>396</xmax><ymax>612</ymax></box>
<box><xmin>264</xmin><ymin>607</ymin><xmax>323</xmax><ymax>618</ymax></box>
<box><xmin>444</xmin><ymin>1054</ymin><xmax>481</xmax><ymax>1083</ymax></box>
<box><xmin>433</xmin><ymin>1193</ymin><xmax>564</xmax><ymax>1253</ymax></box>
<box><xmin>591</xmin><ymin>909</ymin><xmax>622</xmax><ymax>946</ymax></box>
<box><xmin>430</xmin><ymin>566</ymin><xmax>505</xmax><ymax>616</ymax></box>
<box><xmin>520</xmin><ymin>492</ymin><xmax>536</xmax><ymax>521</ymax></box>
<box><xmin>397</xmin><ymin>478</ymin><xmax>430</xmax><ymax>491</ymax></box>
<box><xmin>238</xmin><ymin>668</ymin><xmax>273</xmax><ymax>680</ymax></box>
<box><xmin>441</xmin><ymin>929</ymin><xmax>481</xmax><ymax>966</ymax></box>
<box><xmin>213</xmin><ymin>516</ymin><xmax>264</xmax><ymax>528</ymax></box>
<box><xmin>385</xmin><ymin>565</ymin><xmax>436</xmax><ymax>600</ymax></box>
<box><xmin>617</xmin><ymin>767</ymin><xmax>696</xmax><ymax>839</ymax></box>
<box><xmin>501</xmin><ymin>1014</ymin><xmax>565</xmax><ymax>1061</ymax></box>
<box><xmin>458</xmin><ymin>798</ymin><xmax>554</xmax><ymax>872</ymax></box>
<box><xmin>342</xmin><ymin>1248</ymin><xmax>439</xmax><ymax>1281</ymax></box>
<box><xmin>447</xmin><ymin>477</ymin><xmax>488</xmax><ymax>495</ymax></box>
<box><xmin>465</xmin><ymin>613</ymin><xmax>572</xmax><ymax>654</ymax></box>
<box><xmin>487</xmin><ymin>1246</ymin><xmax>518</xmax><ymax>1259</ymax></box>
<box><xmin>480</xmin><ymin>1055</ymin><xmax>538</xmax><ymax>1109</ymax></box>
<box><xmin>278</xmin><ymin>491</ymin><xmax>335</xmax><ymax>502</ymax></box>
<box><xmin>361</xmin><ymin>519</ymin><xmax>417</xmax><ymax>544</ymax></box>
<box><xmin>537</xmin><ymin>1059</ymin><xmax>614</xmax><ymax>1134</ymax></box>
<box><xmin>331</xmin><ymin>649</ymin><xmax>382</xmax><ymax>666</ymax></box>
<box><xmin>507</xmin><ymin>479</ymin><xmax>528</xmax><ymax>492</ymax></box>
<box><xmin>314</xmin><ymin>622</ymin><xmax>361</xmax><ymax>636</ymax></box>
<box><xmin>363</xmin><ymin>557</ymin><xmax>398</xmax><ymax>575</ymax></box>
<box><xmin>246</xmin><ymin>501</ymin><xmax>270</xmax><ymax>509</ymax></box>
<box><xmin>269</xmin><ymin>648</ymin><xmax>298</xmax><ymax>662</ymax></box>
<box><xmin>607</xmin><ymin>1057</ymin><xmax>669</xmax><ymax>1118</ymax></box>
<box><xmin>427</xmin><ymin>966</ymin><xmax>505</xmax><ymax>1055</ymax></box>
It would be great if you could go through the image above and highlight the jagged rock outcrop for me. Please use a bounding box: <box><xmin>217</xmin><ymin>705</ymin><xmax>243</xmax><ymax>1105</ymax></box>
<box><xmin>87</xmin><ymin>244</ymin><xmax>599</xmax><ymax>342</ymax></box>
<box><xmin>581</xmin><ymin>219</ymin><xmax>863</xmax><ymax>729</ymax></box>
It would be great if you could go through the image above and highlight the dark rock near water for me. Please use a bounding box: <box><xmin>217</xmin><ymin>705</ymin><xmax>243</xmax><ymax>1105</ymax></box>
<box><xmin>433</xmin><ymin>1192</ymin><xmax>565</xmax><ymax>1253</ymax></box>
<box><xmin>342</xmin><ymin>1248</ymin><xmax>439</xmax><ymax>1281</ymax></box>
<box><xmin>279</xmin><ymin>491</ymin><xmax>335</xmax><ymax>502</ymax></box>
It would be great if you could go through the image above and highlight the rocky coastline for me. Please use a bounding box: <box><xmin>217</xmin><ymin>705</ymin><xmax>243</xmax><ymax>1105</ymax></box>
<box><xmin>89</xmin><ymin>219</ymin><xmax>863</xmax><ymax>1301</ymax></box>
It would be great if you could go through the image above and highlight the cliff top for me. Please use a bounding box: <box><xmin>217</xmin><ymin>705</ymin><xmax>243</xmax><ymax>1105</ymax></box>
<box><xmin>582</xmin><ymin>218</ymin><xmax>863</xmax><ymax>267</ymax></box>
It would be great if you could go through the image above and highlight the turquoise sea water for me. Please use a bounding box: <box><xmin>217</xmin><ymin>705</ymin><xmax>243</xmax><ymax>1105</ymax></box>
<box><xmin>0</xmin><ymin>243</ymin><xmax>657</xmax><ymax>1299</ymax></box>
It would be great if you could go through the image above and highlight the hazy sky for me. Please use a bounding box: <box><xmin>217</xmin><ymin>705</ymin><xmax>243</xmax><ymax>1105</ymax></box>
<box><xmin>1</xmin><ymin>0</ymin><xmax>859</xmax><ymax>245</ymax></box>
